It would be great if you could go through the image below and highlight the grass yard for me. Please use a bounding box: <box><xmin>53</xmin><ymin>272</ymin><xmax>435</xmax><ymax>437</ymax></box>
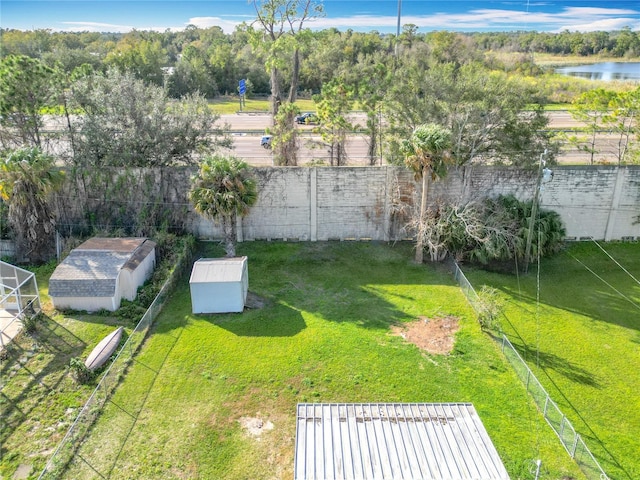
<box><xmin>31</xmin><ymin>240</ymin><xmax>582</xmax><ymax>480</ymax></box>
<box><xmin>209</xmin><ymin>97</ymin><xmax>316</xmax><ymax>114</ymax></box>
<box><xmin>465</xmin><ymin>241</ymin><xmax>640</xmax><ymax>480</ymax></box>
<box><xmin>0</xmin><ymin>261</ymin><xmax>133</xmax><ymax>479</ymax></box>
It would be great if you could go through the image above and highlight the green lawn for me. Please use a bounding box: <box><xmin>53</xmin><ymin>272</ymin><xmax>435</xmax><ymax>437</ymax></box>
<box><xmin>466</xmin><ymin>241</ymin><xmax>640</xmax><ymax>480</ymax></box>
<box><xmin>209</xmin><ymin>97</ymin><xmax>316</xmax><ymax>114</ymax></box>
<box><xmin>0</xmin><ymin>267</ymin><xmax>129</xmax><ymax>480</ymax></box>
<box><xmin>31</xmin><ymin>240</ymin><xmax>581</xmax><ymax>480</ymax></box>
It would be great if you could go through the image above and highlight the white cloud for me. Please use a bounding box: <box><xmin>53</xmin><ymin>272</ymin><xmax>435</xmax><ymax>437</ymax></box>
<box><xmin>60</xmin><ymin>16</ymin><xmax>250</xmax><ymax>34</ymax></box>
<box><xmin>61</xmin><ymin>21</ymin><xmax>136</xmax><ymax>33</ymax></box>
<box><xmin>187</xmin><ymin>16</ymin><xmax>246</xmax><ymax>34</ymax></box>
<box><xmin>307</xmin><ymin>6</ymin><xmax>640</xmax><ymax>32</ymax></box>
<box><xmin>56</xmin><ymin>6</ymin><xmax>640</xmax><ymax>34</ymax></box>
<box><xmin>558</xmin><ymin>7</ymin><xmax>638</xmax><ymax>17</ymax></box>
<box><xmin>556</xmin><ymin>18</ymin><xmax>640</xmax><ymax>32</ymax></box>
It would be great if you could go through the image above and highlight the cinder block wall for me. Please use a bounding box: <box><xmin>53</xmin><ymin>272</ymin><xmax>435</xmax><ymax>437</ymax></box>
<box><xmin>191</xmin><ymin>165</ymin><xmax>640</xmax><ymax>242</ymax></box>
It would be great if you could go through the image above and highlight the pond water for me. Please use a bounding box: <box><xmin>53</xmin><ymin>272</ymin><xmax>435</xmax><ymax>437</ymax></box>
<box><xmin>555</xmin><ymin>62</ymin><xmax>640</xmax><ymax>81</ymax></box>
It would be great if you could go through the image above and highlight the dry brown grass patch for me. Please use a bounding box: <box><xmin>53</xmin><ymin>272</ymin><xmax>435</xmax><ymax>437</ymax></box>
<box><xmin>391</xmin><ymin>316</ymin><xmax>460</xmax><ymax>355</ymax></box>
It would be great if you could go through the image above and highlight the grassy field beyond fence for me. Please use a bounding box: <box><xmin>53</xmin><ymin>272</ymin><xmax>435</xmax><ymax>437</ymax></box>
<box><xmin>466</xmin><ymin>241</ymin><xmax>640</xmax><ymax>480</ymax></box>
<box><xmin>35</xmin><ymin>240</ymin><xmax>583</xmax><ymax>480</ymax></box>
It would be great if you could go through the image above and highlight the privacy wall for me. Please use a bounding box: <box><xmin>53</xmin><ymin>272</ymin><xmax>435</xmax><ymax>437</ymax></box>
<box><xmin>54</xmin><ymin>165</ymin><xmax>640</xmax><ymax>244</ymax></box>
<box><xmin>190</xmin><ymin>165</ymin><xmax>640</xmax><ymax>243</ymax></box>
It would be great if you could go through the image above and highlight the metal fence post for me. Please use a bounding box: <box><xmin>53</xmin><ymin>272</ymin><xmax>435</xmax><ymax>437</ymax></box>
<box><xmin>571</xmin><ymin>433</ymin><xmax>579</xmax><ymax>458</ymax></box>
<box><xmin>102</xmin><ymin>376</ymin><xmax>109</xmax><ymax>404</ymax></box>
<box><xmin>543</xmin><ymin>395</ymin><xmax>549</xmax><ymax>418</ymax></box>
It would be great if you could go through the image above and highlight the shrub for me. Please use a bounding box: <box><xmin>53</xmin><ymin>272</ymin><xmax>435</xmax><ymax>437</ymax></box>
<box><xmin>115</xmin><ymin>233</ymin><xmax>195</xmax><ymax>323</ymax></box>
<box><xmin>474</xmin><ymin>286</ymin><xmax>504</xmax><ymax>331</ymax></box>
<box><xmin>69</xmin><ymin>357</ymin><xmax>95</xmax><ymax>384</ymax></box>
<box><xmin>22</xmin><ymin>311</ymin><xmax>43</xmax><ymax>334</ymax></box>
<box><xmin>463</xmin><ymin>194</ymin><xmax>566</xmax><ymax>269</ymax></box>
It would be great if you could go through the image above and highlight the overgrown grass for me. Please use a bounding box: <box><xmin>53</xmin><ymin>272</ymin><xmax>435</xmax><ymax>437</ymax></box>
<box><xmin>465</xmin><ymin>241</ymin><xmax>640</xmax><ymax>480</ymax></box>
<box><xmin>51</xmin><ymin>241</ymin><xmax>581</xmax><ymax>479</ymax></box>
<box><xmin>0</xmin><ymin>294</ymin><xmax>122</xmax><ymax>479</ymax></box>
<box><xmin>0</xmin><ymin>234</ymin><xmax>193</xmax><ymax>479</ymax></box>
<box><xmin>532</xmin><ymin>53</ymin><xmax>640</xmax><ymax>66</ymax></box>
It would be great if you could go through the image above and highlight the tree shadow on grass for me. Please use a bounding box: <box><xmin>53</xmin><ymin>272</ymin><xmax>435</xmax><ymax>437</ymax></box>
<box><xmin>504</xmin><ymin>284</ymin><xmax>640</xmax><ymax>332</ymax></box>
<box><xmin>494</xmin><ymin>332</ymin><xmax>633</xmax><ymax>479</ymax></box>
<box><xmin>505</xmin><ymin>335</ymin><xmax>602</xmax><ymax>388</ymax></box>
<box><xmin>222</xmin><ymin>241</ymin><xmax>457</xmax><ymax>331</ymax></box>
<box><xmin>487</xmin><ymin>242</ymin><xmax>640</xmax><ymax>333</ymax></box>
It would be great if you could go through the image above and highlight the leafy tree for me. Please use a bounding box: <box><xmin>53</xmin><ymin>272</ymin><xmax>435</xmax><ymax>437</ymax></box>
<box><xmin>189</xmin><ymin>155</ymin><xmax>258</xmax><ymax>257</ymax></box>
<box><xmin>105</xmin><ymin>32</ymin><xmax>168</xmax><ymax>86</ymax></box>
<box><xmin>270</xmin><ymin>102</ymin><xmax>300</xmax><ymax>166</ymax></box>
<box><xmin>67</xmin><ymin>68</ymin><xmax>230</xmax><ymax>168</ymax></box>
<box><xmin>0</xmin><ymin>55</ymin><xmax>62</xmax><ymax>149</ymax></box>
<box><xmin>0</xmin><ymin>147</ymin><xmax>64</xmax><ymax>263</ymax></box>
<box><xmin>424</xmin><ymin>31</ymin><xmax>481</xmax><ymax>68</ymax></box>
<box><xmin>351</xmin><ymin>58</ymin><xmax>392</xmax><ymax>165</ymax></box>
<box><xmin>401</xmin><ymin>123</ymin><xmax>453</xmax><ymax>263</ymax></box>
<box><xmin>465</xmin><ymin>195</ymin><xmax>565</xmax><ymax>269</ymax></box>
<box><xmin>299</xmin><ymin>29</ymin><xmax>349</xmax><ymax>94</ymax></box>
<box><xmin>386</xmin><ymin>62</ymin><xmax>555</xmax><ymax>167</ymax></box>
<box><xmin>0</xmin><ymin>29</ymin><xmax>53</xmax><ymax>58</ymax></box>
<box><xmin>169</xmin><ymin>44</ymin><xmax>218</xmax><ymax>98</ymax></box>
<box><xmin>569</xmin><ymin>88</ymin><xmax>615</xmax><ymax>164</ymax></box>
<box><xmin>251</xmin><ymin>0</ymin><xmax>324</xmax><ymax>116</ymax></box>
<box><xmin>603</xmin><ymin>87</ymin><xmax>640</xmax><ymax>164</ymax></box>
<box><xmin>314</xmin><ymin>79</ymin><xmax>354</xmax><ymax>166</ymax></box>
<box><xmin>611</xmin><ymin>28</ymin><xmax>640</xmax><ymax>58</ymax></box>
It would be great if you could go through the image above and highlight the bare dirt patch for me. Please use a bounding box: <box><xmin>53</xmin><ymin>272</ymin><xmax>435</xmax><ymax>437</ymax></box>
<box><xmin>391</xmin><ymin>316</ymin><xmax>460</xmax><ymax>355</ymax></box>
<box><xmin>239</xmin><ymin>416</ymin><xmax>274</xmax><ymax>437</ymax></box>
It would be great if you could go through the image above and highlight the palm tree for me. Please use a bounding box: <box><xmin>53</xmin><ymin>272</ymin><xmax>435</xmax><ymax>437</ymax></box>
<box><xmin>0</xmin><ymin>147</ymin><xmax>64</xmax><ymax>263</ymax></box>
<box><xmin>189</xmin><ymin>155</ymin><xmax>258</xmax><ymax>257</ymax></box>
<box><xmin>401</xmin><ymin>124</ymin><xmax>453</xmax><ymax>263</ymax></box>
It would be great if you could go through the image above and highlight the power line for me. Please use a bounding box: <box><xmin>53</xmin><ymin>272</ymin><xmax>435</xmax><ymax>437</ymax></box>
<box><xmin>588</xmin><ymin>240</ymin><xmax>640</xmax><ymax>288</ymax></box>
<box><xmin>568</xmin><ymin>252</ymin><xmax>640</xmax><ymax>313</ymax></box>
<box><xmin>556</xmin><ymin>206</ymin><xmax>640</xmax><ymax>291</ymax></box>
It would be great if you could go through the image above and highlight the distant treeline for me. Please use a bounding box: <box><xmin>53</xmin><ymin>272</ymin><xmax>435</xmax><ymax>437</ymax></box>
<box><xmin>1</xmin><ymin>26</ymin><xmax>639</xmax><ymax>98</ymax></box>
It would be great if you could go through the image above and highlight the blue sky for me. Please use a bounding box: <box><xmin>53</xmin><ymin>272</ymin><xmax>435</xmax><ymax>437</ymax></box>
<box><xmin>1</xmin><ymin>0</ymin><xmax>639</xmax><ymax>34</ymax></box>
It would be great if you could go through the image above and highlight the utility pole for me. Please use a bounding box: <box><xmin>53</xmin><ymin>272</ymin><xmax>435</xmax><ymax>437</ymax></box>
<box><xmin>379</xmin><ymin>104</ymin><xmax>383</xmax><ymax>166</ymax></box>
<box><xmin>524</xmin><ymin>150</ymin><xmax>547</xmax><ymax>272</ymax></box>
<box><xmin>395</xmin><ymin>0</ymin><xmax>402</xmax><ymax>58</ymax></box>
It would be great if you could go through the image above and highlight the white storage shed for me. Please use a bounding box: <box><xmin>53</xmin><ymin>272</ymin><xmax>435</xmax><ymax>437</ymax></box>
<box><xmin>189</xmin><ymin>257</ymin><xmax>248</xmax><ymax>314</ymax></box>
<box><xmin>49</xmin><ymin>237</ymin><xmax>156</xmax><ymax>312</ymax></box>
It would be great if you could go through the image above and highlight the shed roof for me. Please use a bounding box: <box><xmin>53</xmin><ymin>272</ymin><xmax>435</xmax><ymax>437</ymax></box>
<box><xmin>49</xmin><ymin>238</ymin><xmax>155</xmax><ymax>298</ymax></box>
<box><xmin>75</xmin><ymin>237</ymin><xmax>147</xmax><ymax>253</ymax></box>
<box><xmin>294</xmin><ymin>403</ymin><xmax>510</xmax><ymax>480</ymax></box>
<box><xmin>189</xmin><ymin>257</ymin><xmax>247</xmax><ymax>284</ymax></box>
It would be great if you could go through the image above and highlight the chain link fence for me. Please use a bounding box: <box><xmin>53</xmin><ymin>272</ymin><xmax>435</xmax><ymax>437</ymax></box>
<box><xmin>38</xmin><ymin>244</ymin><xmax>193</xmax><ymax>480</ymax></box>
<box><xmin>451</xmin><ymin>261</ymin><xmax>610</xmax><ymax>480</ymax></box>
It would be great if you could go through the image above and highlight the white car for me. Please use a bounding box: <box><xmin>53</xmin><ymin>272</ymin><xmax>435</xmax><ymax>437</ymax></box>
<box><xmin>261</xmin><ymin>135</ymin><xmax>272</xmax><ymax>149</ymax></box>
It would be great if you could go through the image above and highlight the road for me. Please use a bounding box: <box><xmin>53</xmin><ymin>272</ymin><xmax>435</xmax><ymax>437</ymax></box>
<box><xmin>221</xmin><ymin>112</ymin><xmax>623</xmax><ymax>165</ymax></box>
<box><xmin>40</xmin><ymin>112</ymin><xmax>623</xmax><ymax>165</ymax></box>
<box><xmin>220</xmin><ymin>111</ymin><xmax>585</xmax><ymax>132</ymax></box>
<box><xmin>226</xmin><ymin>132</ymin><xmax>377</xmax><ymax>166</ymax></box>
